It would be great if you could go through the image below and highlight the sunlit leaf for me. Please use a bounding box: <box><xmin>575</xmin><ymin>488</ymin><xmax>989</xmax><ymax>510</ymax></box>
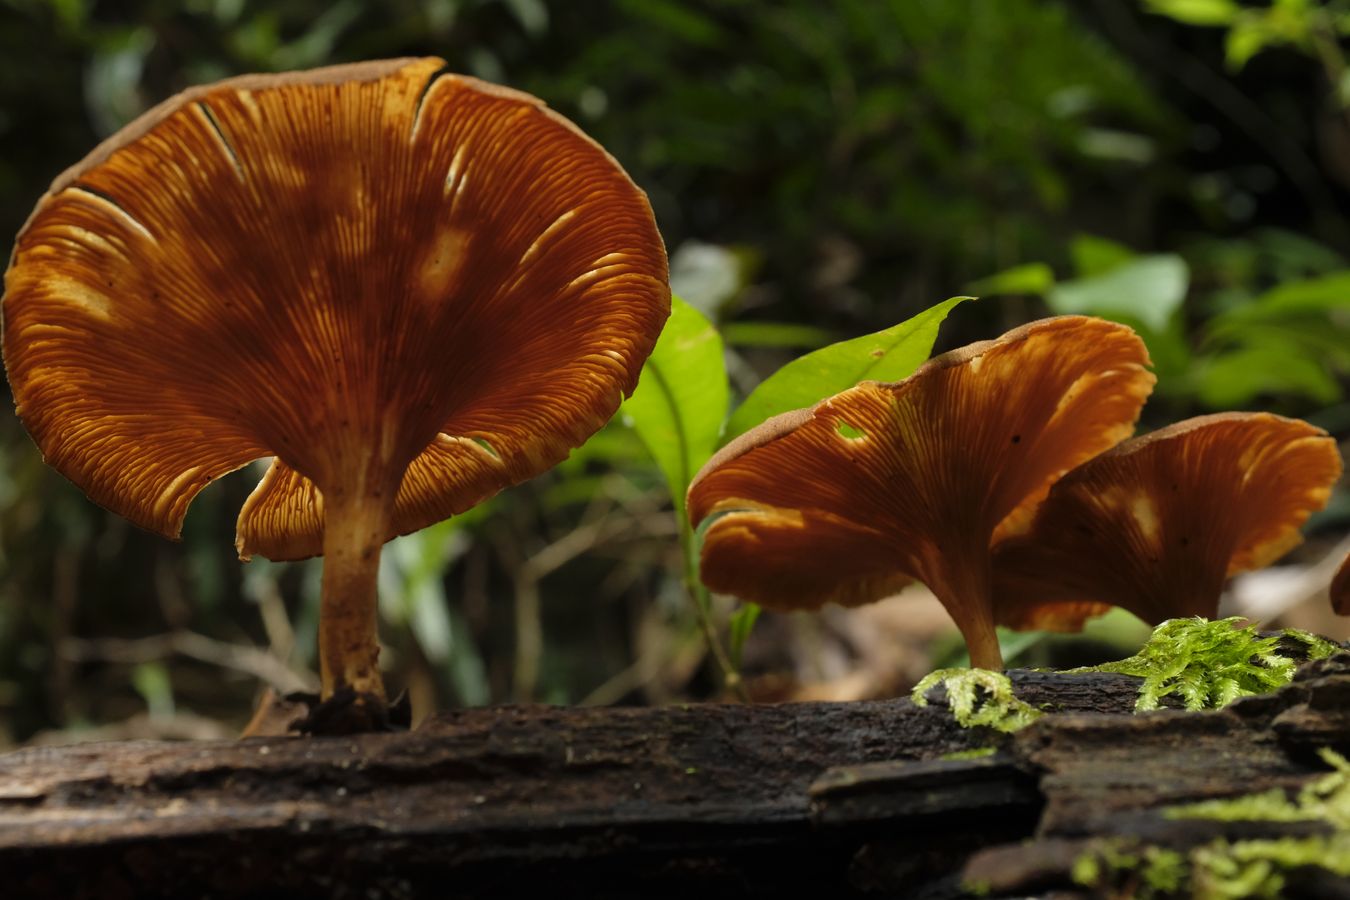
<box><xmin>724</xmin><ymin>297</ymin><xmax>971</xmax><ymax>442</ymax></box>
<box><xmin>1196</xmin><ymin>343</ymin><xmax>1343</xmax><ymax>407</ymax></box>
<box><xmin>1070</xmin><ymin>234</ymin><xmax>1136</xmax><ymax>277</ymax></box>
<box><xmin>1225</xmin><ymin>18</ymin><xmax>1274</xmax><ymax>69</ymax></box>
<box><xmin>622</xmin><ymin>296</ymin><xmax>729</xmax><ymax>520</ymax></box>
<box><xmin>1047</xmin><ymin>254</ymin><xmax>1188</xmax><ymax>333</ymax></box>
<box><xmin>720</xmin><ymin>321</ymin><xmax>837</xmax><ymax>349</ymax></box>
<box><xmin>967</xmin><ymin>263</ymin><xmax>1054</xmax><ymax>297</ymax></box>
<box><xmin>1144</xmin><ymin>0</ymin><xmax>1240</xmax><ymax>27</ymax></box>
<box><xmin>1224</xmin><ymin>270</ymin><xmax>1350</xmax><ymax>318</ymax></box>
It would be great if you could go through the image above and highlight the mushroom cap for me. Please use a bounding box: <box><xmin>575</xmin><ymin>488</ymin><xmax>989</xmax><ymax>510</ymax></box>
<box><xmin>992</xmin><ymin>412</ymin><xmax>1343</xmax><ymax>627</ymax></box>
<box><xmin>687</xmin><ymin>315</ymin><xmax>1155</xmax><ymax>614</ymax></box>
<box><xmin>4</xmin><ymin>58</ymin><xmax>670</xmax><ymax>560</ymax></box>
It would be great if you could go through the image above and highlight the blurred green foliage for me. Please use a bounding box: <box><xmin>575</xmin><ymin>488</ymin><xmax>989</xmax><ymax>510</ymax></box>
<box><xmin>0</xmin><ymin>0</ymin><xmax>1347</xmax><ymax>743</ymax></box>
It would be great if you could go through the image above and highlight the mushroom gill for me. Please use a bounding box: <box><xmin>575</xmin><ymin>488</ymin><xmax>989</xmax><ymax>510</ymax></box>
<box><xmin>992</xmin><ymin>413</ymin><xmax>1342</xmax><ymax>628</ymax></box>
<box><xmin>3</xmin><ymin>58</ymin><xmax>670</xmax><ymax>728</ymax></box>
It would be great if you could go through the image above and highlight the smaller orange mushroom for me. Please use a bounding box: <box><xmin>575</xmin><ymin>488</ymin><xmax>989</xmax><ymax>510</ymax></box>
<box><xmin>992</xmin><ymin>413</ymin><xmax>1342</xmax><ymax>628</ymax></box>
<box><xmin>687</xmin><ymin>316</ymin><xmax>1156</xmax><ymax>671</ymax></box>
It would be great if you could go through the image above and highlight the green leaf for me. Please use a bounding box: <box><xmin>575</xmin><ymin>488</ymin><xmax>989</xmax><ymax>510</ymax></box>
<box><xmin>622</xmin><ymin>296</ymin><xmax>729</xmax><ymax>519</ymax></box>
<box><xmin>966</xmin><ymin>262</ymin><xmax>1055</xmax><ymax>297</ymax></box>
<box><xmin>131</xmin><ymin>662</ymin><xmax>175</xmax><ymax>719</ymax></box>
<box><xmin>724</xmin><ymin>297</ymin><xmax>970</xmax><ymax>443</ymax></box>
<box><xmin>1144</xmin><ymin>0</ymin><xmax>1240</xmax><ymax>27</ymax></box>
<box><xmin>1225</xmin><ymin>270</ymin><xmax>1350</xmax><ymax>318</ymax></box>
<box><xmin>1070</xmin><ymin>234</ymin><xmax>1136</xmax><ymax>277</ymax></box>
<box><xmin>1047</xmin><ymin>254</ymin><xmax>1188</xmax><ymax>333</ymax></box>
<box><xmin>1226</xmin><ymin>18</ymin><xmax>1275</xmax><ymax>69</ymax></box>
<box><xmin>1195</xmin><ymin>344</ymin><xmax>1342</xmax><ymax>407</ymax></box>
<box><xmin>728</xmin><ymin>603</ymin><xmax>762</xmax><ymax>669</ymax></box>
<box><xmin>720</xmin><ymin>321</ymin><xmax>837</xmax><ymax>349</ymax></box>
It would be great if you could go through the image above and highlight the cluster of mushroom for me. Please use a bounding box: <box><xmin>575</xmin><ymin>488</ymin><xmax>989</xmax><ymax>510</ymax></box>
<box><xmin>688</xmin><ymin>317</ymin><xmax>1344</xmax><ymax>671</ymax></box>
<box><xmin>3</xmin><ymin>59</ymin><xmax>670</xmax><ymax>730</ymax></box>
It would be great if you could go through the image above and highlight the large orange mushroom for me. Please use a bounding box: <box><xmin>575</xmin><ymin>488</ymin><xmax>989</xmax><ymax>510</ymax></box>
<box><xmin>687</xmin><ymin>316</ymin><xmax>1156</xmax><ymax>671</ymax></box>
<box><xmin>3</xmin><ymin>59</ymin><xmax>669</xmax><ymax>729</ymax></box>
<box><xmin>992</xmin><ymin>413</ymin><xmax>1342</xmax><ymax>627</ymax></box>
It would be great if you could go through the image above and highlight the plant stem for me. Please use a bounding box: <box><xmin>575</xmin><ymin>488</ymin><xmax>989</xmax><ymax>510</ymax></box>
<box><xmin>318</xmin><ymin>475</ymin><xmax>397</xmax><ymax>701</ymax></box>
<box><xmin>679</xmin><ymin>513</ymin><xmax>746</xmax><ymax>701</ymax></box>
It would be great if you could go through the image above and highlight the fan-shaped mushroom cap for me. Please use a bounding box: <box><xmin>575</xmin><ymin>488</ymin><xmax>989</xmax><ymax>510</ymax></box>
<box><xmin>992</xmin><ymin>413</ymin><xmax>1342</xmax><ymax>627</ymax></box>
<box><xmin>687</xmin><ymin>315</ymin><xmax>1155</xmax><ymax>669</ymax></box>
<box><xmin>4</xmin><ymin>58</ymin><xmax>669</xmax><ymax>560</ymax></box>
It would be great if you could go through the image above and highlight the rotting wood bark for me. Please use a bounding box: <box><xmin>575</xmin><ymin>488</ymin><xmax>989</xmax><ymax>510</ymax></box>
<box><xmin>0</xmin><ymin>661</ymin><xmax>1345</xmax><ymax>899</ymax></box>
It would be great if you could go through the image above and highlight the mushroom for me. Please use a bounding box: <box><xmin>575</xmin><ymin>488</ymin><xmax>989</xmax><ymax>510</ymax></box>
<box><xmin>991</xmin><ymin>413</ymin><xmax>1342</xmax><ymax>627</ymax></box>
<box><xmin>3</xmin><ymin>58</ymin><xmax>670</xmax><ymax>729</ymax></box>
<box><xmin>687</xmin><ymin>316</ymin><xmax>1155</xmax><ymax>670</ymax></box>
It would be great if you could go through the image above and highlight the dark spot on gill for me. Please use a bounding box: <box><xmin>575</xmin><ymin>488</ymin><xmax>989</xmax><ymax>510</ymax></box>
<box><xmin>1011</xmin><ymin>434</ymin><xmax>1021</xmax><ymax>444</ymax></box>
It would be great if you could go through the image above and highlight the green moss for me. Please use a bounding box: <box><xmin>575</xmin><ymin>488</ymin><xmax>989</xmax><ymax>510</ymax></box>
<box><xmin>1191</xmin><ymin>835</ymin><xmax>1350</xmax><ymax>898</ymax></box>
<box><xmin>910</xmin><ymin>668</ymin><xmax>1043</xmax><ymax>733</ymax></box>
<box><xmin>1075</xmin><ymin>751</ymin><xmax>1350</xmax><ymax>897</ymax></box>
<box><xmin>961</xmin><ymin>877</ymin><xmax>991</xmax><ymax>897</ymax></box>
<box><xmin>1073</xmin><ymin>835</ymin><xmax>1350</xmax><ymax>899</ymax></box>
<box><xmin>1072</xmin><ymin>839</ymin><xmax>1185</xmax><ymax>898</ymax></box>
<box><xmin>1167</xmin><ymin>748</ymin><xmax>1350</xmax><ymax>828</ymax></box>
<box><xmin>938</xmin><ymin>746</ymin><xmax>997</xmax><ymax>761</ymax></box>
<box><xmin>1067</xmin><ymin>617</ymin><xmax>1337</xmax><ymax>712</ymax></box>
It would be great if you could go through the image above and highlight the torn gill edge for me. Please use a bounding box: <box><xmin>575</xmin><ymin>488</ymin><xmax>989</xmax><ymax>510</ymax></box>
<box><xmin>65</xmin><ymin>183</ymin><xmax>155</xmax><ymax>243</ymax></box>
<box><xmin>194</xmin><ymin>101</ymin><xmax>247</xmax><ymax>183</ymax></box>
<box><xmin>408</xmin><ymin>63</ymin><xmax>455</xmax><ymax>144</ymax></box>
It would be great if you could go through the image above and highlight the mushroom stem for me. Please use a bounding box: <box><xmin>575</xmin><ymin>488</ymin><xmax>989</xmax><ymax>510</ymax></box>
<box><xmin>959</xmin><ymin>609</ymin><xmax>1004</xmax><ymax>672</ymax></box>
<box><xmin>318</xmin><ymin>474</ymin><xmax>398</xmax><ymax>702</ymax></box>
<box><xmin>936</xmin><ymin>559</ymin><xmax>1004</xmax><ymax>671</ymax></box>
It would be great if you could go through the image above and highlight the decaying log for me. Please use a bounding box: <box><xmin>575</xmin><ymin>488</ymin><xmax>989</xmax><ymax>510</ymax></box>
<box><xmin>0</xmin><ymin>660</ymin><xmax>1346</xmax><ymax>898</ymax></box>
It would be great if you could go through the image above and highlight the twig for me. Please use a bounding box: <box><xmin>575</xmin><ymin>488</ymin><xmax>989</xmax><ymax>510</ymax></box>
<box><xmin>59</xmin><ymin>631</ymin><xmax>317</xmax><ymax>694</ymax></box>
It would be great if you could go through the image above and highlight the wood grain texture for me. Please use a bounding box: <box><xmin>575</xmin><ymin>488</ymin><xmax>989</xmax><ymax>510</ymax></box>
<box><xmin>0</xmin><ymin>661</ymin><xmax>1346</xmax><ymax>898</ymax></box>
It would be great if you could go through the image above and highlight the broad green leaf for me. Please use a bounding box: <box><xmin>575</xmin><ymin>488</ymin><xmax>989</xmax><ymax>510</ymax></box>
<box><xmin>1070</xmin><ymin>234</ymin><xmax>1136</xmax><ymax>277</ymax></box>
<box><xmin>1196</xmin><ymin>343</ymin><xmax>1343</xmax><ymax>407</ymax></box>
<box><xmin>1227</xmin><ymin>270</ymin><xmax>1350</xmax><ymax>318</ymax></box>
<box><xmin>622</xmin><ymin>296</ymin><xmax>729</xmax><ymax>519</ymax></box>
<box><xmin>720</xmin><ymin>321</ymin><xmax>837</xmax><ymax>349</ymax></box>
<box><xmin>724</xmin><ymin>297</ymin><xmax>970</xmax><ymax>443</ymax></box>
<box><xmin>1144</xmin><ymin>0</ymin><xmax>1240</xmax><ymax>27</ymax></box>
<box><xmin>1047</xmin><ymin>254</ymin><xmax>1188</xmax><ymax>333</ymax></box>
<box><xmin>966</xmin><ymin>262</ymin><xmax>1054</xmax><ymax>297</ymax></box>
